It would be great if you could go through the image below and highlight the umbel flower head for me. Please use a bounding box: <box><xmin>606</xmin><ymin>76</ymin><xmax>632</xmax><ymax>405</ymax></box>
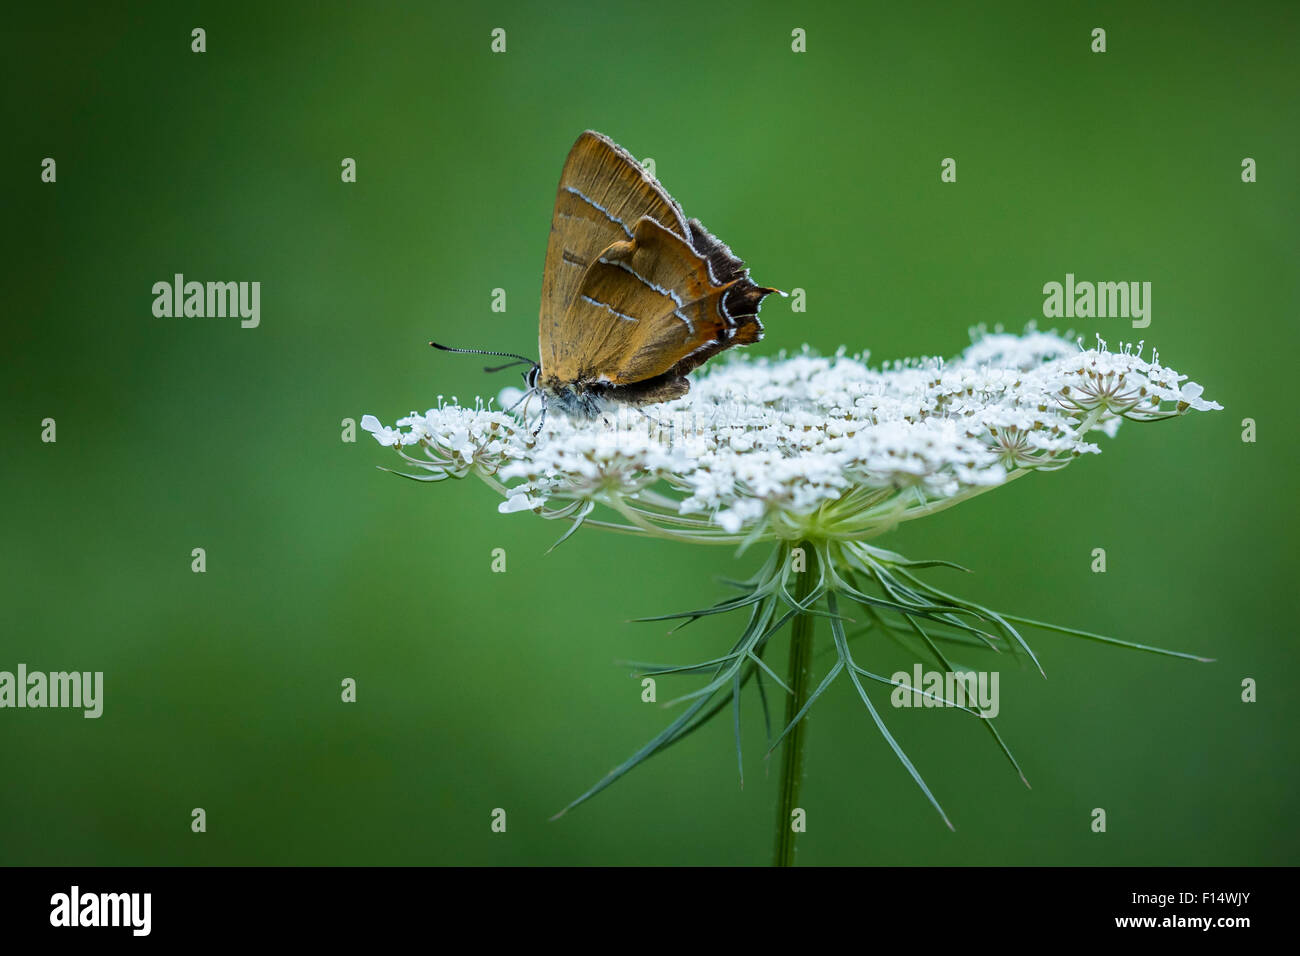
<box><xmin>363</xmin><ymin>328</ymin><xmax>1218</xmax><ymax>546</ymax></box>
<box><xmin>362</xmin><ymin>327</ymin><xmax>1221</xmax><ymax>830</ymax></box>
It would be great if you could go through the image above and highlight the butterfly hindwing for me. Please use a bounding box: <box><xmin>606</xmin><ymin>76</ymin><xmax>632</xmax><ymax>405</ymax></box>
<box><xmin>561</xmin><ymin>216</ymin><xmax>765</xmax><ymax>388</ymax></box>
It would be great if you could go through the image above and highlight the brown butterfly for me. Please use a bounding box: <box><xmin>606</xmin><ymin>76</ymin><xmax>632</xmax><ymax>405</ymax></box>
<box><xmin>433</xmin><ymin>131</ymin><xmax>777</xmax><ymax>420</ymax></box>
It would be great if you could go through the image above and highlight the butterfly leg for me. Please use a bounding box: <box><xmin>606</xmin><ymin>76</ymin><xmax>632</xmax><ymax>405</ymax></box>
<box><xmin>506</xmin><ymin>387</ymin><xmax>537</xmax><ymax>415</ymax></box>
<box><xmin>633</xmin><ymin>405</ymin><xmax>665</xmax><ymax>427</ymax></box>
<box><xmin>530</xmin><ymin>395</ymin><xmax>548</xmax><ymax>438</ymax></box>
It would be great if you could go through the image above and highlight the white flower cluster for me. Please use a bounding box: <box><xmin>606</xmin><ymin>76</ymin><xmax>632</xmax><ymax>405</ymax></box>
<box><xmin>362</xmin><ymin>331</ymin><xmax>1220</xmax><ymax>541</ymax></box>
<box><xmin>359</xmin><ymin>402</ymin><xmax>522</xmax><ymax>478</ymax></box>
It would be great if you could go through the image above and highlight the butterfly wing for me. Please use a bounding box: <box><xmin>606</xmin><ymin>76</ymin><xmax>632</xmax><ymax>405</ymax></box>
<box><xmin>563</xmin><ymin>216</ymin><xmax>771</xmax><ymax>392</ymax></box>
<box><xmin>539</xmin><ymin>131</ymin><xmax>691</xmax><ymax>379</ymax></box>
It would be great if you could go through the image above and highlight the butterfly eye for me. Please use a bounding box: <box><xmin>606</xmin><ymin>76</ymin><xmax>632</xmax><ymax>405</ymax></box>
<box><xmin>525</xmin><ymin>366</ymin><xmax>540</xmax><ymax>389</ymax></box>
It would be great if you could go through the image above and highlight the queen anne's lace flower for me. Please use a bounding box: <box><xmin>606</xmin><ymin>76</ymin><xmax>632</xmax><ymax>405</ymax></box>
<box><xmin>363</xmin><ymin>404</ymin><xmax>523</xmax><ymax>478</ymax></box>
<box><xmin>363</xmin><ymin>330</ymin><xmax>1220</xmax><ymax>544</ymax></box>
<box><xmin>363</xmin><ymin>327</ymin><xmax>1221</xmax><ymax>832</ymax></box>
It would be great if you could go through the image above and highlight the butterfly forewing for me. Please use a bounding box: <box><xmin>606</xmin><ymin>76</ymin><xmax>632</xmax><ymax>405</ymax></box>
<box><xmin>539</xmin><ymin>132</ymin><xmax>690</xmax><ymax>376</ymax></box>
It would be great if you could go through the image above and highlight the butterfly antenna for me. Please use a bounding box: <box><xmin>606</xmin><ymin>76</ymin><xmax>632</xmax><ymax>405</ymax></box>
<box><xmin>431</xmin><ymin>341</ymin><xmax>546</xmax><ymax>435</ymax></box>
<box><xmin>483</xmin><ymin>358</ymin><xmax>533</xmax><ymax>373</ymax></box>
<box><xmin>430</xmin><ymin>341</ymin><xmax>538</xmax><ymax>369</ymax></box>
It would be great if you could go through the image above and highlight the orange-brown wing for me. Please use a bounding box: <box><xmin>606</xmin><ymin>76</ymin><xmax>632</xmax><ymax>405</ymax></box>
<box><xmin>538</xmin><ymin>131</ymin><xmax>691</xmax><ymax>376</ymax></box>
<box><xmin>552</xmin><ymin>215</ymin><xmax>771</xmax><ymax>387</ymax></box>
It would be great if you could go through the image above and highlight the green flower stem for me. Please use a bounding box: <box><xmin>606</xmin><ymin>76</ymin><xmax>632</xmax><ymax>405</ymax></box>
<box><xmin>775</xmin><ymin>542</ymin><xmax>817</xmax><ymax>867</ymax></box>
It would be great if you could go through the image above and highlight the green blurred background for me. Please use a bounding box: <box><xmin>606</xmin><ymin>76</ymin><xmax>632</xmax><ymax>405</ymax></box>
<box><xmin>2</xmin><ymin>0</ymin><xmax>1297</xmax><ymax>865</ymax></box>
